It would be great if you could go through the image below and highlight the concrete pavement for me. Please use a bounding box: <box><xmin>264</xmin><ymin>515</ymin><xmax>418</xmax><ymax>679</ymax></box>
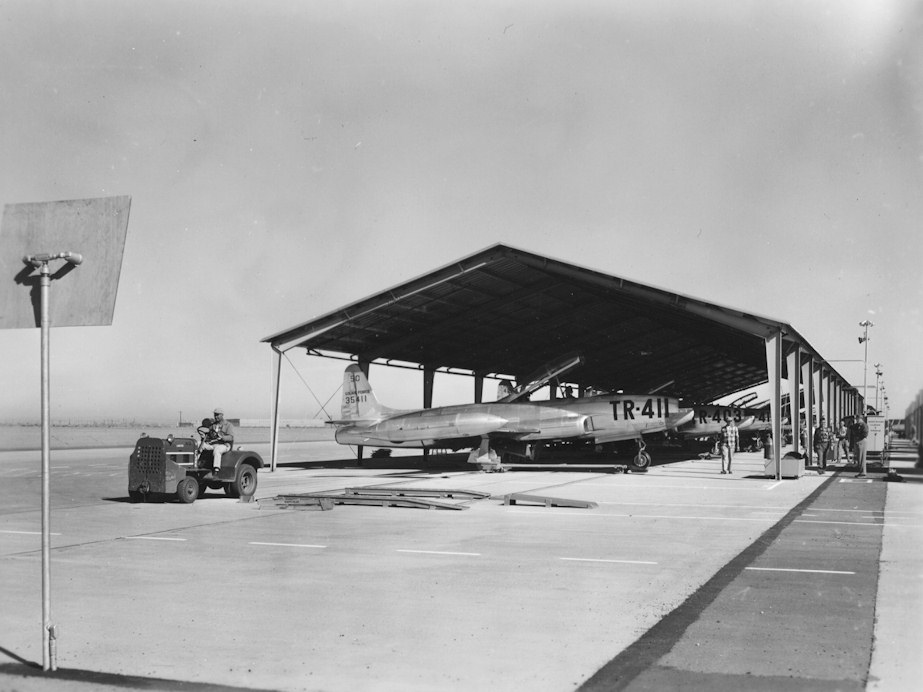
<box><xmin>0</xmin><ymin>441</ymin><xmax>920</xmax><ymax>691</ymax></box>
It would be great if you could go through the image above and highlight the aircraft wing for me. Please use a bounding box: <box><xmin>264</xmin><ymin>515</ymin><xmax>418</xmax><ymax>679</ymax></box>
<box><xmin>325</xmin><ymin>418</ymin><xmax>381</xmax><ymax>426</ymax></box>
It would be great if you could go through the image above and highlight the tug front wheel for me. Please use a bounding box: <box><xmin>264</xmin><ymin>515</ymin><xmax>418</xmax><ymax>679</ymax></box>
<box><xmin>177</xmin><ymin>477</ymin><xmax>199</xmax><ymax>504</ymax></box>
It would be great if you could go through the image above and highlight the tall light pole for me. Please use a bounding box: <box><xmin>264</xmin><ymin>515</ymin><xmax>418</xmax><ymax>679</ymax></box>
<box><xmin>874</xmin><ymin>364</ymin><xmax>882</xmax><ymax>414</ymax></box>
<box><xmin>858</xmin><ymin>320</ymin><xmax>873</xmax><ymax>414</ymax></box>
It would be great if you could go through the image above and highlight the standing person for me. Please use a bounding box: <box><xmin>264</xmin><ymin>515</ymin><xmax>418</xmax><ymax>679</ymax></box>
<box><xmin>834</xmin><ymin>418</ymin><xmax>850</xmax><ymax>465</ymax></box>
<box><xmin>852</xmin><ymin>414</ymin><xmax>869</xmax><ymax>478</ymax></box>
<box><xmin>719</xmin><ymin>418</ymin><xmax>739</xmax><ymax>474</ymax></box>
<box><xmin>813</xmin><ymin>417</ymin><xmax>832</xmax><ymax>474</ymax></box>
<box><xmin>198</xmin><ymin>407</ymin><xmax>234</xmax><ymax>473</ymax></box>
<box><xmin>846</xmin><ymin>415</ymin><xmax>856</xmax><ymax>462</ymax></box>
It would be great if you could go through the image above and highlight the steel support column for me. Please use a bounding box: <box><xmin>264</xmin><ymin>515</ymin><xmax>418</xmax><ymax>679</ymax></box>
<box><xmin>766</xmin><ymin>331</ymin><xmax>783</xmax><ymax>480</ymax></box>
<box><xmin>802</xmin><ymin>355</ymin><xmax>815</xmax><ymax>455</ymax></box>
<box><xmin>787</xmin><ymin>345</ymin><xmax>802</xmax><ymax>455</ymax></box>
<box><xmin>269</xmin><ymin>347</ymin><xmax>283</xmax><ymax>472</ymax></box>
<box><xmin>423</xmin><ymin>367</ymin><xmax>435</xmax><ymax>409</ymax></box>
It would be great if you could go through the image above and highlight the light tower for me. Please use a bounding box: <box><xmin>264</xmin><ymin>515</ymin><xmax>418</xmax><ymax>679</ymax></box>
<box><xmin>858</xmin><ymin>320</ymin><xmax>873</xmax><ymax>413</ymax></box>
<box><xmin>874</xmin><ymin>363</ymin><xmax>882</xmax><ymax>414</ymax></box>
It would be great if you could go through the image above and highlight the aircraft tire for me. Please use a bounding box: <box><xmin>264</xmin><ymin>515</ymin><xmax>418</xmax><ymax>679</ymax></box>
<box><xmin>632</xmin><ymin>450</ymin><xmax>652</xmax><ymax>470</ymax></box>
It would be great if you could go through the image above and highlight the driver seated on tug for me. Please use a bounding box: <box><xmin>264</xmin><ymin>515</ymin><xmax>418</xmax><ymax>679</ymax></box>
<box><xmin>197</xmin><ymin>408</ymin><xmax>234</xmax><ymax>473</ymax></box>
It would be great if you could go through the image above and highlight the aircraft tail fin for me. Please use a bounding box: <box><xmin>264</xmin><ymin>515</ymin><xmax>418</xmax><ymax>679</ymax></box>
<box><xmin>337</xmin><ymin>364</ymin><xmax>395</xmax><ymax>422</ymax></box>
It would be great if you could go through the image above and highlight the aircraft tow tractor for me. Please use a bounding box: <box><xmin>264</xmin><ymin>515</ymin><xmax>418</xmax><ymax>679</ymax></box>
<box><xmin>128</xmin><ymin>425</ymin><xmax>263</xmax><ymax>504</ymax></box>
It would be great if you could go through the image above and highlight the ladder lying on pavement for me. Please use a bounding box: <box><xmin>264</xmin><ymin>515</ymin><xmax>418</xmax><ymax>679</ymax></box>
<box><xmin>503</xmin><ymin>493</ymin><xmax>598</xmax><ymax>509</ymax></box>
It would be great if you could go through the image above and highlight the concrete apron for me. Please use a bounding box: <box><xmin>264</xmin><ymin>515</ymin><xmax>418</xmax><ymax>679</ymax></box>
<box><xmin>581</xmin><ymin>471</ymin><xmax>885</xmax><ymax>691</ymax></box>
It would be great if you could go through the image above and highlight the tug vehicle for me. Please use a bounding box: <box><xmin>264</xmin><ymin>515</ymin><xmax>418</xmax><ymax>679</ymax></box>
<box><xmin>128</xmin><ymin>425</ymin><xmax>263</xmax><ymax>504</ymax></box>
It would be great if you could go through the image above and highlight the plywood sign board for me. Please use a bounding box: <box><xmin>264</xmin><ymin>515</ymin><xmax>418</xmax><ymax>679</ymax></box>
<box><xmin>0</xmin><ymin>196</ymin><xmax>131</xmax><ymax>329</ymax></box>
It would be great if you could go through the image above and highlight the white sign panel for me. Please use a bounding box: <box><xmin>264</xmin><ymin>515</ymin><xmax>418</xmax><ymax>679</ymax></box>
<box><xmin>866</xmin><ymin>415</ymin><xmax>885</xmax><ymax>454</ymax></box>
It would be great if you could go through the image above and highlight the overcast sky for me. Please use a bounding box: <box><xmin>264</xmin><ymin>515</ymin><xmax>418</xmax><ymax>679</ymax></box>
<box><xmin>1</xmin><ymin>0</ymin><xmax>921</xmax><ymax>424</ymax></box>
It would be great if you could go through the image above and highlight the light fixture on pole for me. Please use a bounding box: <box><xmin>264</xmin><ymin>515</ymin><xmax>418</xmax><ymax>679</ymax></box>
<box><xmin>21</xmin><ymin>250</ymin><xmax>83</xmax><ymax>672</ymax></box>
<box><xmin>858</xmin><ymin>320</ymin><xmax>873</xmax><ymax>414</ymax></box>
<box><xmin>3</xmin><ymin>195</ymin><xmax>131</xmax><ymax>676</ymax></box>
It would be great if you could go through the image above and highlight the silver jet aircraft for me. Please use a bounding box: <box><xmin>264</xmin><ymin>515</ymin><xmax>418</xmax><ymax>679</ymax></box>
<box><xmin>330</xmin><ymin>363</ymin><xmax>588</xmax><ymax>463</ymax></box>
<box><xmin>676</xmin><ymin>404</ymin><xmax>757</xmax><ymax>438</ymax></box>
<box><xmin>329</xmin><ymin>362</ymin><xmax>692</xmax><ymax>470</ymax></box>
<box><xmin>673</xmin><ymin>404</ymin><xmax>774</xmax><ymax>454</ymax></box>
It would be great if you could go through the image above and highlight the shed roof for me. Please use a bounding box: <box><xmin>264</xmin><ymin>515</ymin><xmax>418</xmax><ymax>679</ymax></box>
<box><xmin>263</xmin><ymin>244</ymin><xmax>837</xmax><ymax>403</ymax></box>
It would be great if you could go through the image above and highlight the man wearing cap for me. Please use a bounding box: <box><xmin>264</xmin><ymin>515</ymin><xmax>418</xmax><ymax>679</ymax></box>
<box><xmin>198</xmin><ymin>408</ymin><xmax>234</xmax><ymax>473</ymax></box>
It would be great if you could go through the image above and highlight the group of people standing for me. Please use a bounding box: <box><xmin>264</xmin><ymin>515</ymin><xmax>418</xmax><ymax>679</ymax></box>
<box><xmin>715</xmin><ymin>413</ymin><xmax>869</xmax><ymax>477</ymax></box>
<box><xmin>812</xmin><ymin>414</ymin><xmax>869</xmax><ymax>477</ymax></box>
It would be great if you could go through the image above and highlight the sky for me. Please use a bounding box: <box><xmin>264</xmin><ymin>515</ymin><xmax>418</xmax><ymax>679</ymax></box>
<box><xmin>1</xmin><ymin>0</ymin><xmax>922</xmax><ymax>425</ymax></box>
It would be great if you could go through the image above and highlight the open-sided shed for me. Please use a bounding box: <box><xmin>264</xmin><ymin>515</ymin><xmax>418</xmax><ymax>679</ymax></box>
<box><xmin>262</xmin><ymin>244</ymin><xmax>862</xmax><ymax>473</ymax></box>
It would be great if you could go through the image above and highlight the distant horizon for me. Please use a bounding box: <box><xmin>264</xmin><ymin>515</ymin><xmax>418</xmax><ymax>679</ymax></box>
<box><xmin>0</xmin><ymin>417</ymin><xmax>326</xmax><ymax>428</ymax></box>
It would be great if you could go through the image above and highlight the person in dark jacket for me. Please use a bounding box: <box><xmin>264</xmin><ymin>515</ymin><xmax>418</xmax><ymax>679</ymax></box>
<box><xmin>852</xmin><ymin>415</ymin><xmax>869</xmax><ymax>477</ymax></box>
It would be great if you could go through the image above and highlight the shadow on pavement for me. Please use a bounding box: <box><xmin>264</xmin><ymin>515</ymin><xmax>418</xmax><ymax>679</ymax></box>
<box><xmin>0</xmin><ymin>661</ymin><xmax>278</xmax><ymax>691</ymax></box>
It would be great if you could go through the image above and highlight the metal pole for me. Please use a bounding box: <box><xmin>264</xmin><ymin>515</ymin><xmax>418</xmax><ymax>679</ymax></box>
<box><xmin>859</xmin><ymin>320</ymin><xmax>872</xmax><ymax>415</ymax></box>
<box><xmin>874</xmin><ymin>367</ymin><xmax>881</xmax><ymax>414</ymax></box>
<box><xmin>862</xmin><ymin>333</ymin><xmax>868</xmax><ymax>413</ymax></box>
<box><xmin>39</xmin><ymin>264</ymin><xmax>56</xmax><ymax>672</ymax></box>
<box><xmin>270</xmin><ymin>347</ymin><xmax>283</xmax><ymax>472</ymax></box>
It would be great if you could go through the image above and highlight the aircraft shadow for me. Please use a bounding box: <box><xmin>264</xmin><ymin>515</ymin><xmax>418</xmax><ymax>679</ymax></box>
<box><xmin>276</xmin><ymin>454</ymin><xmax>472</xmax><ymax>472</ymax></box>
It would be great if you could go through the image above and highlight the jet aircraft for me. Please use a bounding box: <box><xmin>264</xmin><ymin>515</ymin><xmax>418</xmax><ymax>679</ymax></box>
<box><xmin>676</xmin><ymin>404</ymin><xmax>757</xmax><ymax>438</ymax></box>
<box><xmin>330</xmin><ymin>363</ymin><xmax>587</xmax><ymax>460</ymax></box>
<box><xmin>328</xmin><ymin>361</ymin><xmax>693</xmax><ymax>471</ymax></box>
<box><xmin>515</xmin><ymin>393</ymin><xmax>695</xmax><ymax>469</ymax></box>
<box><xmin>673</xmin><ymin>404</ymin><xmax>774</xmax><ymax>453</ymax></box>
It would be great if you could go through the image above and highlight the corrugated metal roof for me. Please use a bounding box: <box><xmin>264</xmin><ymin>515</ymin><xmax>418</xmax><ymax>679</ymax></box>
<box><xmin>262</xmin><ymin>244</ymin><xmax>844</xmax><ymax>403</ymax></box>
